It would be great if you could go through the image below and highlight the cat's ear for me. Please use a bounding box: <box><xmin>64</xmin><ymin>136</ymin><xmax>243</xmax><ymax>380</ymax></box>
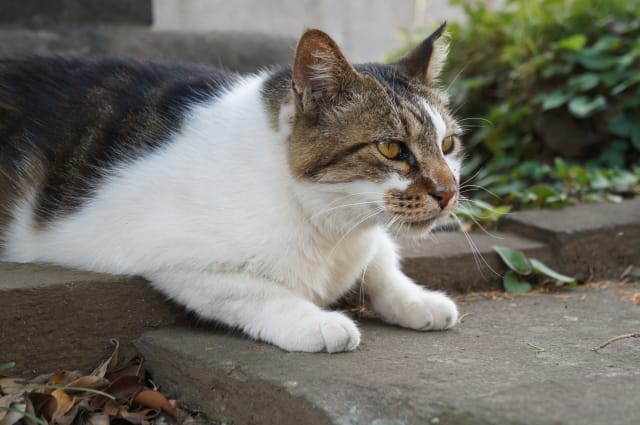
<box><xmin>292</xmin><ymin>29</ymin><xmax>360</xmax><ymax>114</ymax></box>
<box><xmin>393</xmin><ymin>22</ymin><xmax>449</xmax><ymax>85</ymax></box>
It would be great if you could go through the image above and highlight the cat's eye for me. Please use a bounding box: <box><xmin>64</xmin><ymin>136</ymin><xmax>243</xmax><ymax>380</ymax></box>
<box><xmin>377</xmin><ymin>141</ymin><xmax>402</xmax><ymax>160</ymax></box>
<box><xmin>441</xmin><ymin>135</ymin><xmax>455</xmax><ymax>155</ymax></box>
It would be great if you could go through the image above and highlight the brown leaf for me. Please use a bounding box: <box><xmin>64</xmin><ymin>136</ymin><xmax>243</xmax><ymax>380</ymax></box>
<box><xmin>90</xmin><ymin>375</ymin><xmax>143</xmax><ymax>409</ymax></box>
<box><xmin>26</xmin><ymin>392</ymin><xmax>56</xmax><ymax>421</ymax></box>
<box><xmin>47</xmin><ymin>370</ymin><xmax>83</xmax><ymax>386</ymax></box>
<box><xmin>66</xmin><ymin>376</ymin><xmax>109</xmax><ymax>390</ymax></box>
<box><xmin>105</xmin><ymin>359</ymin><xmax>145</xmax><ymax>382</ymax></box>
<box><xmin>0</xmin><ymin>378</ymin><xmax>25</xmax><ymax>395</ymax></box>
<box><xmin>86</xmin><ymin>413</ymin><xmax>110</xmax><ymax>425</ymax></box>
<box><xmin>116</xmin><ymin>406</ymin><xmax>159</xmax><ymax>425</ymax></box>
<box><xmin>22</xmin><ymin>393</ymin><xmax>39</xmax><ymax>425</ymax></box>
<box><xmin>55</xmin><ymin>399</ymin><xmax>90</xmax><ymax>425</ymax></box>
<box><xmin>50</xmin><ymin>389</ymin><xmax>75</xmax><ymax>421</ymax></box>
<box><xmin>90</xmin><ymin>340</ymin><xmax>120</xmax><ymax>378</ymax></box>
<box><xmin>0</xmin><ymin>397</ymin><xmax>26</xmax><ymax>425</ymax></box>
<box><xmin>133</xmin><ymin>390</ymin><xmax>180</xmax><ymax>423</ymax></box>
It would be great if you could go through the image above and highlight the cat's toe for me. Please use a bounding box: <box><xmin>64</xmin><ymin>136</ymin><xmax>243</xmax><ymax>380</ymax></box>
<box><xmin>375</xmin><ymin>290</ymin><xmax>458</xmax><ymax>331</ymax></box>
<box><xmin>320</xmin><ymin>313</ymin><xmax>361</xmax><ymax>353</ymax></box>
<box><xmin>420</xmin><ymin>292</ymin><xmax>458</xmax><ymax>330</ymax></box>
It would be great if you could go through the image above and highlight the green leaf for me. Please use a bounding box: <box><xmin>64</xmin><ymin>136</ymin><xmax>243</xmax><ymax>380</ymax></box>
<box><xmin>0</xmin><ymin>361</ymin><xmax>15</xmax><ymax>372</ymax></box>
<box><xmin>568</xmin><ymin>95</ymin><xmax>607</xmax><ymax>118</ymax></box>
<box><xmin>573</xmin><ymin>49</ymin><xmax>616</xmax><ymax>70</ymax></box>
<box><xmin>587</xmin><ymin>169</ymin><xmax>610</xmax><ymax>189</ymax></box>
<box><xmin>540</xmin><ymin>90</ymin><xmax>570</xmax><ymax>110</ymax></box>
<box><xmin>631</xmin><ymin>122</ymin><xmax>640</xmax><ymax>151</ymax></box>
<box><xmin>554</xmin><ymin>157</ymin><xmax>569</xmax><ymax>178</ymax></box>
<box><xmin>568</xmin><ymin>73</ymin><xmax>600</xmax><ymax>91</ymax></box>
<box><xmin>607</xmin><ymin>113</ymin><xmax>632</xmax><ymax>137</ymax></box>
<box><xmin>493</xmin><ymin>245</ymin><xmax>533</xmax><ymax>275</ymax></box>
<box><xmin>530</xmin><ymin>258</ymin><xmax>577</xmax><ymax>285</ymax></box>
<box><xmin>591</xmin><ymin>35</ymin><xmax>621</xmax><ymax>52</ymax></box>
<box><xmin>503</xmin><ymin>270</ymin><xmax>533</xmax><ymax>293</ymax></box>
<box><xmin>555</xmin><ymin>34</ymin><xmax>587</xmax><ymax>51</ymax></box>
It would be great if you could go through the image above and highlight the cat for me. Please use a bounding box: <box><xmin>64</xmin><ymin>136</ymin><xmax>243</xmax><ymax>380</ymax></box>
<box><xmin>0</xmin><ymin>23</ymin><xmax>462</xmax><ymax>353</ymax></box>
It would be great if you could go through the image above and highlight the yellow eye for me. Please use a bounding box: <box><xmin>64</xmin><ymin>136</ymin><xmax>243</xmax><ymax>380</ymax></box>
<box><xmin>377</xmin><ymin>141</ymin><xmax>402</xmax><ymax>159</ymax></box>
<box><xmin>442</xmin><ymin>135</ymin><xmax>455</xmax><ymax>155</ymax></box>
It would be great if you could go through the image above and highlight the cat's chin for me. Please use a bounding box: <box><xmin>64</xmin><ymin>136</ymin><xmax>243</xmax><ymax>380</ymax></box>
<box><xmin>387</xmin><ymin>216</ymin><xmax>438</xmax><ymax>237</ymax></box>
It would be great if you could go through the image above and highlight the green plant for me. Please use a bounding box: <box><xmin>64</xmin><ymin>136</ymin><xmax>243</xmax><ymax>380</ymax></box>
<box><xmin>493</xmin><ymin>245</ymin><xmax>577</xmax><ymax>292</ymax></box>
<box><xmin>388</xmin><ymin>0</ymin><xmax>640</xmax><ymax>211</ymax></box>
<box><xmin>0</xmin><ymin>361</ymin><xmax>15</xmax><ymax>372</ymax></box>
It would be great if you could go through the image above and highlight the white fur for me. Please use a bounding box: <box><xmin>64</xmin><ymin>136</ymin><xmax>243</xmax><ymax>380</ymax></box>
<box><xmin>423</xmin><ymin>100</ymin><xmax>462</xmax><ymax>181</ymax></box>
<box><xmin>423</xmin><ymin>101</ymin><xmax>447</xmax><ymax>144</ymax></box>
<box><xmin>3</xmin><ymin>74</ymin><xmax>458</xmax><ymax>352</ymax></box>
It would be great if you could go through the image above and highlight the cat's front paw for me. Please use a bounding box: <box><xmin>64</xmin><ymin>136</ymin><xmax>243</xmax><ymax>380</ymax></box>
<box><xmin>276</xmin><ymin>311</ymin><xmax>360</xmax><ymax>353</ymax></box>
<box><xmin>373</xmin><ymin>290</ymin><xmax>458</xmax><ymax>331</ymax></box>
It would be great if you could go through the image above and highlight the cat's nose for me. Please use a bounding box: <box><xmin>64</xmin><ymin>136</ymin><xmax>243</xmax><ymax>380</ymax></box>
<box><xmin>429</xmin><ymin>189</ymin><xmax>456</xmax><ymax>209</ymax></box>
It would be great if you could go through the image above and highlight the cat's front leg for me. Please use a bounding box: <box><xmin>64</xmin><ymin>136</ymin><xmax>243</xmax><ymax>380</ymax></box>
<box><xmin>149</xmin><ymin>270</ymin><xmax>360</xmax><ymax>353</ymax></box>
<box><xmin>363</xmin><ymin>231</ymin><xmax>458</xmax><ymax>330</ymax></box>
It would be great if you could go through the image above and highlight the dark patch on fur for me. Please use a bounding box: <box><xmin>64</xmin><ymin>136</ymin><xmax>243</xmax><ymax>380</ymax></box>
<box><xmin>0</xmin><ymin>57</ymin><xmax>238</xmax><ymax>234</ymax></box>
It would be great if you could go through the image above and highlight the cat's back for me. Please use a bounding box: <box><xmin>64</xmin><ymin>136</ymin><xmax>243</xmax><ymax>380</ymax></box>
<box><xmin>0</xmin><ymin>57</ymin><xmax>240</xmax><ymax>232</ymax></box>
<box><xmin>0</xmin><ymin>56</ymin><xmax>238</xmax><ymax>153</ymax></box>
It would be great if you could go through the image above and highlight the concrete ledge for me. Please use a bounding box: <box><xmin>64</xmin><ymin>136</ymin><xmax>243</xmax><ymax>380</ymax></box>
<box><xmin>0</xmin><ymin>263</ymin><xmax>188</xmax><ymax>377</ymax></box>
<box><xmin>135</xmin><ymin>286</ymin><xmax>640</xmax><ymax>425</ymax></box>
<box><xmin>400</xmin><ymin>232</ymin><xmax>551</xmax><ymax>293</ymax></box>
<box><xmin>0</xmin><ymin>27</ymin><xmax>296</xmax><ymax>73</ymax></box>
<box><xmin>499</xmin><ymin>198</ymin><xmax>640</xmax><ymax>279</ymax></box>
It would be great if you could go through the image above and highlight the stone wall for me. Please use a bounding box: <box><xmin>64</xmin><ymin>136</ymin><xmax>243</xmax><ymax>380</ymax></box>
<box><xmin>0</xmin><ymin>0</ymin><xmax>295</xmax><ymax>72</ymax></box>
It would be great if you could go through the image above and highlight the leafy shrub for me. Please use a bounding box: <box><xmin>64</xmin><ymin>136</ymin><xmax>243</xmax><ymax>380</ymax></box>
<box><xmin>388</xmin><ymin>0</ymin><xmax>640</xmax><ymax>210</ymax></box>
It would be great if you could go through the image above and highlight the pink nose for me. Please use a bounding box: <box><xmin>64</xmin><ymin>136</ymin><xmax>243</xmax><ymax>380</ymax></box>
<box><xmin>430</xmin><ymin>189</ymin><xmax>456</xmax><ymax>209</ymax></box>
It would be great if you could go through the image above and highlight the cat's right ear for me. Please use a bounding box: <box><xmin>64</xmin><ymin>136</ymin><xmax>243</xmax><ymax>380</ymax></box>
<box><xmin>292</xmin><ymin>29</ymin><xmax>360</xmax><ymax>115</ymax></box>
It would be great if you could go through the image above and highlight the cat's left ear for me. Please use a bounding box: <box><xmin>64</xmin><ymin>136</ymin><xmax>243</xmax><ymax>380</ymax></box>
<box><xmin>393</xmin><ymin>22</ymin><xmax>449</xmax><ymax>85</ymax></box>
<box><xmin>292</xmin><ymin>29</ymin><xmax>361</xmax><ymax>115</ymax></box>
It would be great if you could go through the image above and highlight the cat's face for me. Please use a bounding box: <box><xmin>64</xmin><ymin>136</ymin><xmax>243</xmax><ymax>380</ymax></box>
<box><xmin>287</xmin><ymin>25</ymin><xmax>462</xmax><ymax>235</ymax></box>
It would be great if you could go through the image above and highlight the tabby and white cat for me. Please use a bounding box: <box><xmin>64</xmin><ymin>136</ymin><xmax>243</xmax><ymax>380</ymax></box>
<box><xmin>0</xmin><ymin>24</ymin><xmax>462</xmax><ymax>352</ymax></box>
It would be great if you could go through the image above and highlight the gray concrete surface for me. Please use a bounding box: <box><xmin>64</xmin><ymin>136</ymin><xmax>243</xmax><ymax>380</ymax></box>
<box><xmin>0</xmin><ymin>0</ymin><xmax>152</xmax><ymax>27</ymax></box>
<box><xmin>136</xmin><ymin>284</ymin><xmax>640</xmax><ymax>425</ymax></box>
<box><xmin>0</xmin><ymin>28</ymin><xmax>296</xmax><ymax>73</ymax></box>
<box><xmin>500</xmin><ymin>197</ymin><xmax>640</xmax><ymax>280</ymax></box>
<box><xmin>0</xmin><ymin>263</ymin><xmax>188</xmax><ymax>377</ymax></box>
<box><xmin>401</xmin><ymin>231</ymin><xmax>551</xmax><ymax>293</ymax></box>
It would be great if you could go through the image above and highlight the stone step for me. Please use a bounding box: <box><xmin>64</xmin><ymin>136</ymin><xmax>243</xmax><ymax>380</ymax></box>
<box><xmin>400</xmin><ymin>231</ymin><xmax>550</xmax><ymax>293</ymax></box>
<box><xmin>499</xmin><ymin>197</ymin><xmax>640</xmax><ymax>279</ymax></box>
<box><xmin>0</xmin><ymin>27</ymin><xmax>296</xmax><ymax>73</ymax></box>
<box><xmin>134</xmin><ymin>285</ymin><xmax>640</xmax><ymax>425</ymax></box>
<box><xmin>3</xmin><ymin>199</ymin><xmax>638</xmax><ymax>378</ymax></box>
<box><xmin>0</xmin><ymin>262</ymin><xmax>187</xmax><ymax>377</ymax></box>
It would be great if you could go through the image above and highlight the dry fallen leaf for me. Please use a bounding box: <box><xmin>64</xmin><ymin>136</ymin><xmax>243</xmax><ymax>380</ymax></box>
<box><xmin>0</xmin><ymin>339</ymin><xmax>200</xmax><ymax>425</ymax></box>
<box><xmin>134</xmin><ymin>390</ymin><xmax>180</xmax><ymax>424</ymax></box>
<box><xmin>91</xmin><ymin>339</ymin><xmax>120</xmax><ymax>378</ymax></box>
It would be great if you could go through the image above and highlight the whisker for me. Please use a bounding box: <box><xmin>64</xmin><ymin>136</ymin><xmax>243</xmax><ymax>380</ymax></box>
<box><xmin>459</xmin><ymin>184</ymin><xmax>501</xmax><ymax>199</ymax></box>
<box><xmin>312</xmin><ymin>200</ymin><xmax>382</xmax><ymax>219</ymax></box>
<box><xmin>452</xmin><ymin>214</ymin><xmax>503</xmax><ymax>278</ymax></box>
<box><xmin>330</xmin><ymin>207</ymin><xmax>384</xmax><ymax>255</ymax></box>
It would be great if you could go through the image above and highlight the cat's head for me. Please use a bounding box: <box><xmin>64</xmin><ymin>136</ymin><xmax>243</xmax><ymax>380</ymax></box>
<box><xmin>287</xmin><ymin>24</ymin><xmax>462</xmax><ymax>235</ymax></box>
